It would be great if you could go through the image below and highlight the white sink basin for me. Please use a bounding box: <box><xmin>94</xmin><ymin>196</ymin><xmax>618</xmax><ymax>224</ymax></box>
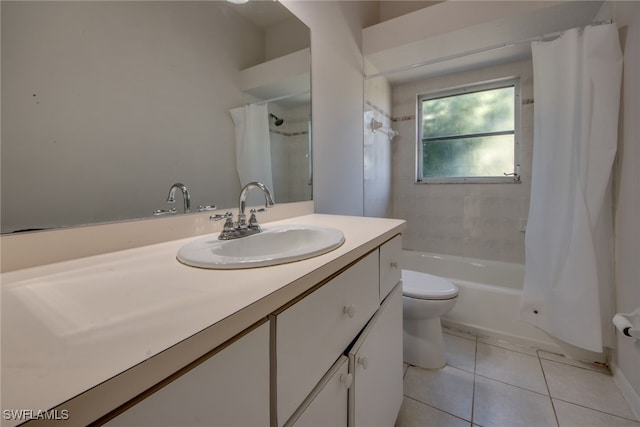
<box><xmin>177</xmin><ymin>225</ymin><xmax>345</xmax><ymax>269</ymax></box>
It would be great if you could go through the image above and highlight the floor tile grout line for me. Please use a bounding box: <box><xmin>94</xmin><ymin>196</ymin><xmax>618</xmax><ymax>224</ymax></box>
<box><xmin>440</xmin><ymin>329</ymin><xmax>636</xmax><ymax>426</ymax></box>
<box><xmin>537</xmin><ymin>349</ymin><xmax>560</xmax><ymax>427</ymax></box>
<box><xmin>551</xmin><ymin>396</ymin><xmax>640</xmax><ymax>423</ymax></box>
<box><xmin>537</xmin><ymin>349</ymin><xmax>611</xmax><ymax>373</ymax></box>
<box><xmin>477</xmin><ymin>339</ymin><xmax>540</xmax><ymax>358</ymax></box>
<box><xmin>470</xmin><ymin>335</ymin><xmax>478</xmax><ymax>426</ymax></box>
<box><xmin>446</xmin><ymin>329</ymin><xmax>610</xmax><ymax>374</ymax></box>
<box><xmin>473</xmin><ymin>371</ymin><xmax>551</xmax><ymax>397</ymax></box>
<box><xmin>402</xmin><ymin>394</ymin><xmax>475</xmax><ymax>424</ymax></box>
<box><xmin>540</xmin><ymin>355</ymin><xmax>613</xmax><ymax>375</ymax></box>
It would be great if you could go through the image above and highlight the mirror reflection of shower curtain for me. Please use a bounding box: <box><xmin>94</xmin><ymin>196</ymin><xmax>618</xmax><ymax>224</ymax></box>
<box><xmin>229</xmin><ymin>104</ymin><xmax>275</xmax><ymax>202</ymax></box>
<box><xmin>519</xmin><ymin>24</ymin><xmax>623</xmax><ymax>353</ymax></box>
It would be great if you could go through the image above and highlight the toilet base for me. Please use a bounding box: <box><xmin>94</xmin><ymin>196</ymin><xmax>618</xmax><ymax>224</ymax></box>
<box><xmin>403</xmin><ymin>317</ymin><xmax>446</xmax><ymax>369</ymax></box>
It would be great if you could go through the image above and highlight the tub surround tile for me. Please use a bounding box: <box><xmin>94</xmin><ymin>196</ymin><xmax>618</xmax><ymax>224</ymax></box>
<box><xmin>473</xmin><ymin>376</ymin><xmax>557</xmax><ymax>427</ymax></box>
<box><xmin>391</xmin><ymin>62</ymin><xmax>533</xmax><ymax>265</ymax></box>
<box><xmin>403</xmin><ymin>365</ymin><xmax>474</xmax><ymax>422</ymax></box>
<box><xmin>542</xmin><ymin>359</ymin><xmax>637</xmax><ymax>420</ymax></box>
<box><xmin>553</xmin><ymin>399</ymin><xmax>640</xmax><ymax>427</ymax></box>
<box><xmin>395</xmin><ymin>397</ymin><xmax>471</xmax><ymax>427</ymax></box>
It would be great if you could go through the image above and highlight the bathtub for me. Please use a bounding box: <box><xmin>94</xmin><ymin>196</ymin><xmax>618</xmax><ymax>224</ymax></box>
<box><xmin>400</xmin><ymin>250</ymin><xmax>561</xmax><ymax>353</ymax></box>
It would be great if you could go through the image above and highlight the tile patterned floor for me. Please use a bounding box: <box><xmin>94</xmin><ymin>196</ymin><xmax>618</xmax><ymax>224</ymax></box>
<box><xmin>395</xmin><ymin>328</ymin><xmax>640</xmax><ymax>427</ymax></box>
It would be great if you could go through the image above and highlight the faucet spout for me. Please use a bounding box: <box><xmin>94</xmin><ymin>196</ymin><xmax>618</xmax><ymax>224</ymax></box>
<box><xmin>238</xmin><ymin>182</ymin><xmax>275</xmax><ymax>218</ymax></box>
<box><xmin>167</xmin><ymin>183</ymin><xmax>191</xmax><ymax>213</ymax></box>
<box><xmin>212</xmin><ymin>182</ymin><xmax>274</xmax><ymax>240</ymax></box>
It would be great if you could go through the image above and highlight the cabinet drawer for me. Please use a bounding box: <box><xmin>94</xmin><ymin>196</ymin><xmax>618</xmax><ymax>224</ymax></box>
<box><xmin>379</xmin><ymin>235</ymin><xmax>401</xmax><ymax>301</ymax></box>
<box><xmin>275</xmin><ymin>251</ymin><xmax>379</xmax><ymax>426</ymax></box>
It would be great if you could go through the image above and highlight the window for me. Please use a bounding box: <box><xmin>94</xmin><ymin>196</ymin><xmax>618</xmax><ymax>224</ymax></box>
<box><xmin>417</xmin><ymin>78</ymin><xmax>520</xmax><ymax>183</ymax></box>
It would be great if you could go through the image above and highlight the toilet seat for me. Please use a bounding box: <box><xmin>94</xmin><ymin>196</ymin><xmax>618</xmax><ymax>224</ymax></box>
<box><xmin>402</xmin><ymin>270</ymin><xmax>458</xmax><ymax>300</ymax></box>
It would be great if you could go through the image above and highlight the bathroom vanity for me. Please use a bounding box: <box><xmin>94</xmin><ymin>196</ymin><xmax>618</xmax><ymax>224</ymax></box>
<box><xmin>1</xmin><ymin>214</ymin><xmax>404</xmax><ymax>427</ymax></box>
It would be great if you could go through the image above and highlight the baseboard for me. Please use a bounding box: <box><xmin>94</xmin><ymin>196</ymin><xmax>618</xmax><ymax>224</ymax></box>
<box><xmin>611</xmin><ymin>362</ymin><xmax>640</xmax><ymax>422</ymax></box>
<box><xmin>441</xmin><ymin>318</ymin><xmax>563</xmax><ymax>354</ymax></box>
<box><xmin>441</xmin><ymin>318</ymin><xmax>608</xmax><ymax>364</ymax></box>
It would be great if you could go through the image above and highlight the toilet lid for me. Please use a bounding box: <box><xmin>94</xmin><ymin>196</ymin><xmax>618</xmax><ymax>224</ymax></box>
<box><xmin>402</xmin><ymin>270</ymin><xmax>459</xmax><ymax>300</ymax></box>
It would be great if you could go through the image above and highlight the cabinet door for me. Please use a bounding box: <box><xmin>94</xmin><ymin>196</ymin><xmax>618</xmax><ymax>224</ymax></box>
<box><xmin>348</xmin><ymin>283</ymin><xmax>403</xmax><ymax>427</ymax></box>
<box><xmin>105</xmin><ymin>322</ymin><xmax>270</xmax><ymax>427</ymax></box>
<box><xmin>285</xmin><ymin>356</ymin><xmax>349</xmax><ymax>427</ymax></box>
<box><xmin>275</xmin><ymin>251</ymin><xmax>379</xmax><ymax>426</ymax></box>
<box><xmin>379</xmin><ymin>235</ymin><xmax>401</xmax><ymax>301</ymax></box>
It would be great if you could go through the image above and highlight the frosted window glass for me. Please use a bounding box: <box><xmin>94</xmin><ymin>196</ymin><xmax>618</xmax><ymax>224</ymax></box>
<box><xmin>418</xmin><ymin>80</ymin><xmax>519</xmax><ymax>183</ymax></box>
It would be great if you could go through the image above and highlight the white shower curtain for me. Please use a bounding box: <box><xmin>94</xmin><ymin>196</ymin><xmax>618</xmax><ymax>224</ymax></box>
<box><xmin>229</xmin><ymin>104</ymin><xmax>275</xmax><ymax>201</ymax></box>
<box><xmin>519</xmin><ymin>23</ymin><xmax>623</xmax><ymax>353</ymax></box>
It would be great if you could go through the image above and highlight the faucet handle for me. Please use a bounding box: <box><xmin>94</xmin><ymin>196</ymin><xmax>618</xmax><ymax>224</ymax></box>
<box><xmin>197</xmin><ymin>205</ymin><xmax>217</xmax><ymax>212</ymax></box>
<box><xmin>248</xmin><ymin>209</ymin><xmax>265</xmax><ymax>230</ymax></box>
<box><xmin>210</xmin><ymin>212</ymin><xmax>233</xmax><ymax>222</ymax></box>
<box><xmin>211</xmin><ymin>212</ymin><xmax>236</xmax><ymax>234</ymax></box>
<box><xmin>153</xmin><ymin>208</ymin><xmax>177</xmax><ymax>216</ymax></box>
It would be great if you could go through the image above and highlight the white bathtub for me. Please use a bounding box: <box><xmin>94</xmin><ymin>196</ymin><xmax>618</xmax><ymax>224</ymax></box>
<box><xmin>400</xmin><ymin>250</ymin><xmax>561</xmax><ymax>353</ymax></box>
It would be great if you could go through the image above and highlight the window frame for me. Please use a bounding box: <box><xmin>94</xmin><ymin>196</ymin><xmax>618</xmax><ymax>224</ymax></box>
<box><xmin>416</xmin><ymin>77</ymin><xmax>521</xmax><ymax>184</ymax></box>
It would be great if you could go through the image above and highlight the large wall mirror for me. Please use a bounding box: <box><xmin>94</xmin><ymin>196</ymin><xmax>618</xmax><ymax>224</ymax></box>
<box><xmin>1</xmin><ymin>1</ymin><xmax>311</xmax><ymax>234</ymax></box>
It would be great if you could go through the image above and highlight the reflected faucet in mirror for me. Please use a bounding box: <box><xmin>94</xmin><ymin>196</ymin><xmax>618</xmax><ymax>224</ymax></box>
<box><xmin>211</xmin><ymin>182</ymin><xmax>275</xmax><ymax>240</ymax></box>
<box><xmin>167</xmin><ymin>183</ymin><xmax>191</xmax><ymax>213</ymax></box>
<box><xmin>153</xmin><ymin>183</ymin><xmax>191</xmax><ymax>216</ymax></box>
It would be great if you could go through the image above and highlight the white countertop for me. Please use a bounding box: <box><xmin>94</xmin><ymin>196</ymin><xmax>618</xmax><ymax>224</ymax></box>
<box><xmin>1</xmin><ymin>214</ymin><xmax>404</xmax><ymax>426</ymax></box>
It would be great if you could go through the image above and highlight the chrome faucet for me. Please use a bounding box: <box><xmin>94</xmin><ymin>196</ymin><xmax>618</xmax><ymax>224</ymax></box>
<box><xmin>167</xmin><ymin>183</ymin><xmax>191</xmax><ymax>213</ymax></box>
<box><xmin>238</xmin><ymin>182</ymin><xmax>275</xmax><ymax>229</ymax></box>
<box><xmin>211</xmin><ymin>181</ymin><xmax>275</xmax><ymax>240</ymax></box>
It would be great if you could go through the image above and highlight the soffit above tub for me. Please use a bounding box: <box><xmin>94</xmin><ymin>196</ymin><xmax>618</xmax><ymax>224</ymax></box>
<box><xmin>363</xmin><ymin>1</ymin><xmax>604</xmax><ymax>84</ymax></box>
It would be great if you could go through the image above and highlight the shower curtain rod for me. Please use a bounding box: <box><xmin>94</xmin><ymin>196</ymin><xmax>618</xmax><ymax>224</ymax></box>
<box><xmin>364</xmin><ymin>20</ymin><xmax>613</xmax><ymax>80</ymax></box>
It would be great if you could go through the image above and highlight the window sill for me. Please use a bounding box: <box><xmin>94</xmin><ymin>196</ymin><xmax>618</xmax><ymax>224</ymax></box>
<box><xmin>416</xmin><ymin>176</ymin><xmax>521</xmax><ymax>184</ymax></box>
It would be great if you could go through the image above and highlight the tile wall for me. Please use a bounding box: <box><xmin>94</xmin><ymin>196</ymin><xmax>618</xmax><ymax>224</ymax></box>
<box><xmin>269</xmin><ymin>104</ymin><xmax>312</xmax><ymax>203</ymax></box>
<box><xmin>364</xmin><ymin>67</ymin><xmax>394</xmax><ymax>218</ymax></box>
<box><xmin>391</xmin><ymin>60</ymin><xmax>534</xmax><ymax>263</ymax></box>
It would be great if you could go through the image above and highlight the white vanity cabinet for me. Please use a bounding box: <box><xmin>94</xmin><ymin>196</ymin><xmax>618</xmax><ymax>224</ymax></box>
<box><xmin>101</xmin><ymin>236</ymin><xmax>403</xmax><ymax>427</ymax></box>
<box><xmin>2</xmin><ymin>214</ymin><xmax>406</xmax><ymax>427</ymax></box>
<box><xmin>348</xmin><ymin>283</ymin><xmax>403</xmax><ymax>427</ymax></box>
<box><xmin>273</xmin><ymin>250</ymin><xmax>380</xmax><ymax>426</ymax></box>
<box><xmin>284</xmin><ymin>356</ymin><xmax>350</xmax><ymax>427</ymax></box>
<box><xmin>104</xmin><ymin>321</ymin><xmax>270</xmax><ymax>427</ymax></box>
<box><xmin>274</xmin><ymin>236</ymin><xmax>403</xmax><ymax>427</ymax></box>
<box><xmin>379</xmin><ymin>235</ymin><xmax>402</xmax><ymax>301</ymax></box>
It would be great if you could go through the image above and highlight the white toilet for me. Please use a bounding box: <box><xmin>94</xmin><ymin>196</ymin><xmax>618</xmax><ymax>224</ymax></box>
<box><xmin>402</xmin><ymin>269</ymin><xmax>459</xmax><ymax>369</ymax></box>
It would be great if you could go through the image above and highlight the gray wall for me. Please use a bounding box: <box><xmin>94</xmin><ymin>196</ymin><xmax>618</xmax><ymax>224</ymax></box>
<box><xmin>282</xmin><ymin>1</ymin><xmax>379</xmax><ymax>216</ymax></box>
